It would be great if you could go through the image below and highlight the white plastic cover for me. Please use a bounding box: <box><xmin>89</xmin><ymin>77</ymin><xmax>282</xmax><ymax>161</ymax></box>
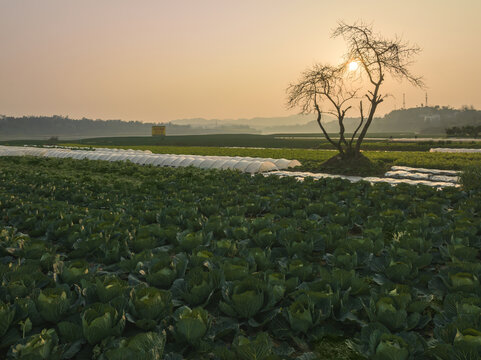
<box><xmin>0</xmin><ymin>145</ymin><xmax>308</xmax><ymax>174</ymax></box>
<box><xmin>178</xmin><ymin>157</ymin><xmax>196</xmax><ymax>167</ymax></box>
<box><xmin>233</xmin><ymin>160</ymin><xmax>252</xmax><ymax>171</ymax></box>
<box><xmin>198</xmin><ymin>159</ymin><xmax>217</xmax><ymax>169</ymax></box>
<box><xmin>166</xmin><ymin>157</ymin><xmax>183</xmax><ymax>167</ymax></box>
<box><xmin>154</xmin><ymin>157</ymin><xmax>172</xmax><ymax>166</ymax></box>
<box><xmin>143</xmin><ymin>156</ymin><xmax>157</xmax><ymax>165</ymax></box>
<box><xmin>220</xmin><ymin>160</ymin><xmax>239</xmax><ymax>170</ymax></box>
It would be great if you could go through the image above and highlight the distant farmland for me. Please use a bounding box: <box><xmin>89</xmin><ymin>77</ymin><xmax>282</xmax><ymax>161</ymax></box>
<box><xmin>4</xmin><ymin>133</ymin><xmax>481</xmax><ymax>152</ymax></box>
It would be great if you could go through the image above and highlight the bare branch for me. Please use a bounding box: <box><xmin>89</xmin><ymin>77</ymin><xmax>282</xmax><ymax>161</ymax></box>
<box><xmin>333</xmin><ymin>21</ymin><xmax>424</xmax><ymax>88</ymax></box>
<box><xmin>350</xmin><ymin>101</ymin><xmax>365</xmax><ymax>146</ymax></box>
<box><xmin>286</xmin><ymin>62</ymin><xmax>357</xmax><ymax>152</ymax></box>
<box><xmin>314</xmin><ymin>103</ymin><xmax>340</xmax><ymax>151</ymax></box>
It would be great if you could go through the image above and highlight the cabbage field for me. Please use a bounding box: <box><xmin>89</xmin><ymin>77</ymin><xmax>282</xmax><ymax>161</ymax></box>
<box><xmin>1</xmin><ymin>156</ymin><xmax>481</xmax><ymax>359</ymax></box>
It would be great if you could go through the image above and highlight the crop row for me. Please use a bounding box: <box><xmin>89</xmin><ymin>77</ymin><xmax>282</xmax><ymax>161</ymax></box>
<box><xmin>46</xmin><ymin>133</ymin><xmax>481</xmax><ymax>151</ymax></box>
<box><xmin>1</xmin><ymin>157</ymin><xmax>481</xmax><ymax>359</ymax></box>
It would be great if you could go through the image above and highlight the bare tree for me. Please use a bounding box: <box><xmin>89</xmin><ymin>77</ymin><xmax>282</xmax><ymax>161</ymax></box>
<box><xmin>287</xmin><ymin>21</ymin><xmax>423</xmax><ymax>160</ymax></box>
<box><xmin>287</xmin><ymin>64</ymin><xmax>357</xmax><ymax>157</ymax></box>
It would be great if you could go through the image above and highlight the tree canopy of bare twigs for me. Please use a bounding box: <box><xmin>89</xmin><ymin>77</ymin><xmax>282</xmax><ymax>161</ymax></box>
<box><xmin>287</xmin><ymin>64</ymin><xmax>357</xmax><ymax>155</ymax></box>
<box><xmin>287</xmin><ymin>21</ymin><xmax>424</xmax><ymax>159</ymax></box>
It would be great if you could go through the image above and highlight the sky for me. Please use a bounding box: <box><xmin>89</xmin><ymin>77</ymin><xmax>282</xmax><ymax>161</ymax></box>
<box><xmin>1</xmin><ymin>0</ymin><xmax>480</xmax><ymax>122</ymax></box>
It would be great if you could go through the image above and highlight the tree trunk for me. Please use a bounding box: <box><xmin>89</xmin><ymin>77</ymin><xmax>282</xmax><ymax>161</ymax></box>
<box><xmin>355</xmin><ymin>83</ymin><xmax>381</xmax><ymax>153</ymax></box>
<box><xmin>340</xmin><ymin>146</ymin><xmax>361</xmax><ymax>160</ymax></box>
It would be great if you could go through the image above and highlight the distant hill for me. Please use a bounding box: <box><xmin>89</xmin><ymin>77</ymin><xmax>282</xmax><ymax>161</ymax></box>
<box><xmin>1</xmin><ymin>107</ymin><xmax>479</xmax><ymax>140</ymax></box>
<box><xmin>370</xmin><ymin>106</ymin><xmax>481</xmax><ymax>134</ymax></box>
<box><xmin>171</xmin><ymin>107</ymin><xmax>481</xmax><ymax>134</ymax></box>
<box><xmin>170</xmin><ymin>114</ymin><xmax>316</xmax><ymax>130</ymax></box>
<box><xmin>320</xmin><ymin>106</ymin><xmax>481</xmax><ymax>134</ymax></box>
<box><xmin>0</xmin><ymin>114</ymin><xmax>323</xmax><ymax>140</ymax></box>
<box><xmin>0</xmin><ymin>115</ymin><xmax>260</xmax><ymax>140</ymax></box>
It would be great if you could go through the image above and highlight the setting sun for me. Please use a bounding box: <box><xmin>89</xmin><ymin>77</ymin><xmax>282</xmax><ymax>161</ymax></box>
<box><xmin>348</xmin><ymin>61</ymin><xmax>359</xmax><ymax>71</ymax></box>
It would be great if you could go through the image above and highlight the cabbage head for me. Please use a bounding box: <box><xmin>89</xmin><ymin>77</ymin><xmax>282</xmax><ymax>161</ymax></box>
<box><xmin>253</xmin><ymin>228</ymin><xmax>276</xmax><ymax>248</ymax></box>
<box><xmin>431</xmin><ymin>267</ymin><xmax>481</xmax><ymax>296</ymax></box>
<box><xmin>129</xmin><ymin>286</ymin><xmax>172</xmax><ymax>330</ymax></box>
<box><xmin>60</xmin><ymin>260</ymin><xmax>90</xmax><ymax>284</ymax></box>
<box><xmin>374</xmin><ymin>334</ymin><xmax>410</xmax><ymax>360</ymax></box>
<box><xmin>288</xmin><ymin>259</ymin><xmax>314</xmax><ymax>282</ymax></box>
<box><xmin>0</xmin><ymin>301</ymin><xmax>15</xmax><ymax>337</ymax></box>
<box><xmin>145</xmin><ymin>253</ymin><xmax>179</xmax><ymax>289</ymax></box>
<box><xmin>233</xmin><ymin>332</ymin><xmax>274</xmax><ymax>360</ymax></box>
<box><xmin>214</xmin><ymin>239</ymin><xmax>238</xmax><ymax>257</ymax></box>
<box><xmin>279</xmin><ymin>227</ymin><xmax>314</xmax><ymax>257</ymax></box>
<box><xmin>174</xmin><ymin>306</ymin><xmax>210</xmax><ymax>346</ymax></box>
<box><xmin>99</xmin><ymin>331</ymin><xmax>166</xmax><ymax>360</ymax></box>
<box><xmin>373</xmin><ymin>297</ymin><xmax>408</xmax><ymax>332</ymax></box>
<box><xmin>10</xmin><ymin>328</ymin><xmax>61</xmax><ymax>360</ymax></box>
<box><xmin>367</xmin><ymin>287</ymin><xmax>430</xmax><ymax>333</ymax></box>
<box><xmin>82</xmin><ymin>303</ymin><xmax>125</xmax><ymax>344</ymax></box>
<box><xmin>350</xmin><ymin>322</ymin><xmax>414</xmax><ymax>360</ymax></box>
<box><xmin>248</xmin><ymin>247</ymin><xmax>271</xmax><ymax>271</ymax></box>
<box><xmin>266</xmin><ymin>272</ymin><xmax>286</xmax><ymax>304</ymax></box>
<box><xmin>0</xmin><ymin>227</ymin><xmax>30</xmax><ymax>258</ymax></box>
<box><xmin>7</xmin><ymin>279</ymin><xmax>31</xmax><ymax>299</ymax></box>
<box><xmin>119</xmin><ymin>250</ymin><xmax>154</xmax><ymax>273</ymax></box>
<box><xmin>453</xmin><ymin>328</ymin><xmax>481</xmax><ymax>356</ymax></box>
<box><xmin>36</xmin><ymin>286</ymin><xmax>74</xmax><ymax>323</ymax></box>
<box><xmin>450</xmin><ymin>272</ymin><xmax>479</xmax><ymax>291</ymax></box>
<box><xmin>287</xmin><ymin>294</ymin><xmax>315</xmax><ymax>334</ymax></box>
<box><xmin>14</xmin><ymin>298</ymin><xmax>43</xmax><ymax>326</ymax></box>
<box><xmin>176</xmin><ymin>231</ymin><xmax>207</xmax><ymax>252</ymax></box>
<box><xmin>219</xmin><ymin>277</ymin><xmax>266</xmax><ymax>319</ymax></box>
<box><xmin>221</xmin><ymin>258</ymin><xmax>252</xmax><ymax>281</ymax></box>
<box><xmin>172</xmin><ymin>266</ymin><xmax>219</xmax><ymax>306</ymax></box>
<box><xmin>95</xmin><ymin>275</ymin><xmax>128</xmax><ymax>302</ymax></box>
<box><xmin>131</xmin><ymin>224</ymin><xmax>164</xmax><ymax>252</ymax></box>
<box><xmin>385</xmin><ymin>260</ymin><xmax>412</xmax><ymax>283</ymax></box>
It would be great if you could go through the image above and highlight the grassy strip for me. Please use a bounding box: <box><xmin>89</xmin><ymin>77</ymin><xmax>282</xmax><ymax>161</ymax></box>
<box><xmin>4</xmin><ymin>133</ymin><xmax>481</xmax><ymax>151</ymax></box>
<box><xmin>61</xmin><ymin>143</ymin><xmax>481</xmax><ymax>174</ymax></box>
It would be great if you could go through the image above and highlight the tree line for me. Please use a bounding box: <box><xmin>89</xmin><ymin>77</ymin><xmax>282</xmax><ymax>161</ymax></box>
<box><xmin>0</xmin><ymin>115</ymin><xmax>256</xmax><ymax>140</ymax></box>
<box><xmin>446</xmin><ymin>124</ymin><xmax>481</xmax><ymax>138</ymax></box>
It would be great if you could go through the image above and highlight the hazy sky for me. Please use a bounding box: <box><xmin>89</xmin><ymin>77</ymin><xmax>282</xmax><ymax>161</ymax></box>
<box><xmin>1</xmin><ymin>0</ymin><xmax>480</xmax><ymax>122</ymax></box>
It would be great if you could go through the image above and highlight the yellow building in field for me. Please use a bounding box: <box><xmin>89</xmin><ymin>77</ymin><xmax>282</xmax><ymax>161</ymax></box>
<box><xmin>152</xmin><ymin>125</ymin><xmax>166</xmax><ymax>136</ymax></box>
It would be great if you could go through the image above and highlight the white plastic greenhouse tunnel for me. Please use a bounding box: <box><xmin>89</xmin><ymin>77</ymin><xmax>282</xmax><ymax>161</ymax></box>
<box><xmin>0</xmin><ymin>145</ymin><xmax>298</xmax><ymax>174</ymax></box>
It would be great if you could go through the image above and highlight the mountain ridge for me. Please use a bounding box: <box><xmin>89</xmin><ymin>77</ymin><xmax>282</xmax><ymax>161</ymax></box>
<box><xmin>1</xmin><ymin>106</ymin><xmax>480</xmax><ymax>140</ymax></box>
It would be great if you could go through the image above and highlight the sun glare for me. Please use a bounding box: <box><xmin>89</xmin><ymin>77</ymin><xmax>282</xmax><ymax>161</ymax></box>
<box><xmin>348</xmin><ymin>61</ymin><xmax>359</xmax><ymax>71</ymax></box>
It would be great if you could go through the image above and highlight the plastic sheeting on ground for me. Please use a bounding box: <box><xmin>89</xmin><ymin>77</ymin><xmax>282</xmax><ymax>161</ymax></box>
<box><xmin>0</xmin><ymin>146</ymin><xmax>302</xmax><ymax>174</ymax></box>
<box><xmin>390</xmin><ymin>165</ymin><xmax>459</xmax><ymax>176</ymax></box>
<box><xmin>265</xmin><ymin>168</ymin><xmax>460</xmax><ymax>188</ymax></box>
<box><xmin>385</xmin><ymin>166</ymin><xmax>460</xmax><ymax>184</ymax></box>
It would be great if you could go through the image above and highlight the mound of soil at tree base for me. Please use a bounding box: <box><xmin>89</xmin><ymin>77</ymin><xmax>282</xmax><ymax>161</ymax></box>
<box><xmin>319</xmin><ymin>153</ymin><xmax>388</xmax><ymax>177</ymax></box>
